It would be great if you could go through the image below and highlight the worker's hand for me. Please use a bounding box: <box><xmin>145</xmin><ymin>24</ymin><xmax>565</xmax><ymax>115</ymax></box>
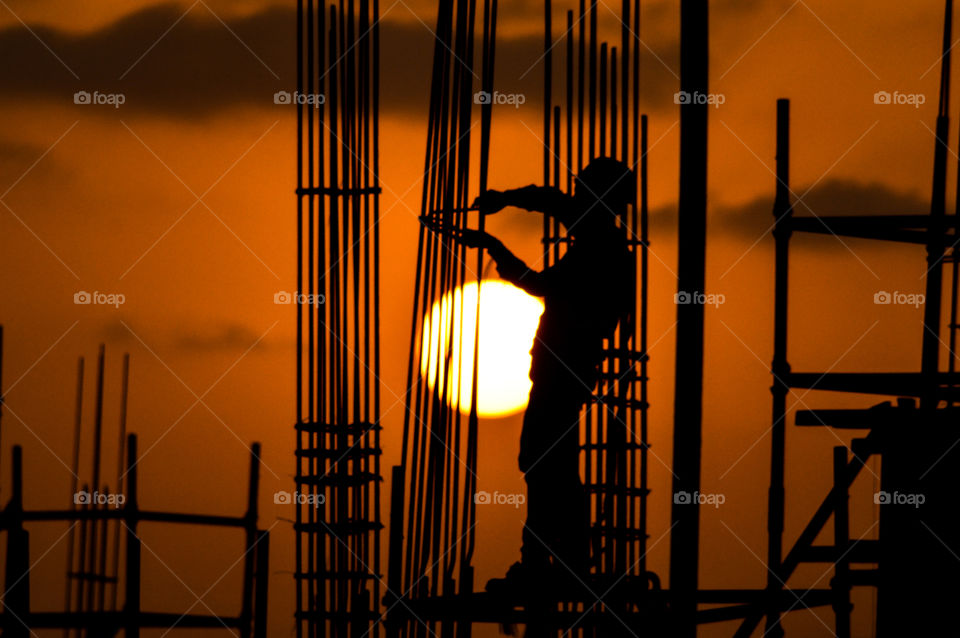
<box><xmin>471</xmin><ymin>190</ymin><xmax>507</xmax><ymax>216</ymax></box>
<box><xmin>456</xmin><ymin>228</ymin><xmax>497</xmax><ymax>249</ymax></box>
<box><xmin>419</xmin><ymin>216</ymin><xmax>498</xmax><ymax>249</ymax></box>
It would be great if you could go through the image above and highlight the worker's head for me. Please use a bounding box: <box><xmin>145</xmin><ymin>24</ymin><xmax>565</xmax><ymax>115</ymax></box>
<box><xmin>574</xmin><ymin>157</ymin><xmax>636</xmax><ymax>226</ymax></box>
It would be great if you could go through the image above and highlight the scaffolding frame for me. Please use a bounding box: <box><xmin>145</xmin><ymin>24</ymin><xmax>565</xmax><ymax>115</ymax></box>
<box><xmin>740</xmin><ymin>7</ymin><xmax>960</xmax><ymax>627</ymax></box>
<box><xmin>0</xmin><ymin>342</ymin><xmax>270</xmax><ymax>638</ymax></box>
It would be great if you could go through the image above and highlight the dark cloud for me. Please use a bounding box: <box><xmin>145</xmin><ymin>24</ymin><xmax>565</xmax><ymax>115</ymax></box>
<box><xmin>0</xmin><ymin>139</ymin><xmax>49</xmax><ymax>180</ymax></box>
<box><xmin>0</xmin><ymin>3</ymin><xmax>679</xmax><ymax>117</ymax></box>
<box><xmin>174</xmin><ymin>322</ymin><xmax>266</xmax><ymax>351</ymax></box>
<box><xmin>99</xmin><ymin>319</ymin><xmax>138</xmax><ymax>345</ymax></box>
<box><xmin>0</xmin><ymin>4</ymin><xmax>290</xmax><ymax>116</ymax></box>
<box><xmin>651</xmin><ymin>179</ymin><xmax>929</xmax><ymax>244</ymax></box>
<box><xmin>96</xmin><ymin>316</ymin><xmax>268</xmax><ymax>352</ymax></box>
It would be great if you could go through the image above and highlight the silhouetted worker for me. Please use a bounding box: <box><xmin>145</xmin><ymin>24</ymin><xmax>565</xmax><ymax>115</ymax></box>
<box><xmin>456</xmin><ymin>157</ymin><xmax>635</xmax><ymax>598</ymax></box>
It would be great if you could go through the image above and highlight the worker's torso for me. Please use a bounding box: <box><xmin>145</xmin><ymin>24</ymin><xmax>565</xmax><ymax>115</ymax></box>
<box><xmin>529</xmin><ymin>230</ymin><xmax>631</xmax><ymax>393</ymax></box>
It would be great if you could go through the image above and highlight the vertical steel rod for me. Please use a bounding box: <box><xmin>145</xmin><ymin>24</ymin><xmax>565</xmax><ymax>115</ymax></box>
<box><xmin>669</xmin><ymin>1</ymin><xmax>709</xmax><ymax>635</ymax></box>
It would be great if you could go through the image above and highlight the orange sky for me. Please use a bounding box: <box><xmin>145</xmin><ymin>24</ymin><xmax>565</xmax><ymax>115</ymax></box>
<box><xmin>0</xmin><ymin>1</ymin><xmax>956</xmax><ymax>635</ymax></box>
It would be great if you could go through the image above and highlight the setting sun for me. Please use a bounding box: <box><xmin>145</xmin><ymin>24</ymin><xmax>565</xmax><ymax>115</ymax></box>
<box><xmin>420</xmin><ymin>279</ymin><xmax>545</xmax><ymax>418</ymax></box>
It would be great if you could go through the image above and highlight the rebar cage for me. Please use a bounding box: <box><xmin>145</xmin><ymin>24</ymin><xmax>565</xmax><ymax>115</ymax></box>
<box><xmin>294</xmin><ymin>0</ymin><xmax>384</xmax><ymax>635</ymax></box>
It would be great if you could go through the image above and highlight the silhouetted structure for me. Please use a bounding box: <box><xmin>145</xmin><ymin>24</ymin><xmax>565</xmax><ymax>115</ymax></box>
<box><xmin>739</xmin><ymin>4</ymin><xmax>960</xmax><ymax>634</ymax></box>
<box><xmin>525</xmin><ymin>1</ymin><xmax>654</xmax><ymax>630</ymax></box>
<box><xmin>538</xmin><ymin>3</ymin><xmax>651</xmax><ymax>616</ymax></box>
<box><xmin>384</xmin><ymin>0</ymin><xmax>496</xmax><ymax>634</ymax></box>
<box><xmin>669</xmin><ymin>1</ymin><xmax>708</xmax><ymax>636</ymax></box>
<box><xmin>293</xmin><ymin>0</ymin><xmax>384</xmax><ymax>636</ymax></box>
<box><xmin>469</xmin><ymin>159</ymin><xmax>634</xmax><ymax>592</ymax></box>
<box><xmin>386</xmin><ymin>0</ymin><xmax>652</xmax><ymax>635</ymax></box>
<box><xmin>0</xmin><ymin>341</ymin><xmax>270</xmax><ymax>637</ymax></box>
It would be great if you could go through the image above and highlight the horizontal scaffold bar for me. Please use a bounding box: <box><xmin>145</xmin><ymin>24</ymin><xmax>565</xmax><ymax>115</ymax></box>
<box><xmin>0</xmin><ymin>611</ymin><xmax>244</xmax><ymax>629</ymax></box>
<box><xmin>295</xmin><ymin>472</ymin><xmax>381</xmax><ymax>486</ymax></box>
<box><xmin>65</xmin><ymin>572</ymin><xmax>119</xmax><ymax>583</ymax></box>
<box><xmin>295</xmin><ymin>610</ymin><xmax>382</xmax><ymax>621</ymax></box>
<box><xmin>590</xmin><ymin>524</ymin><xmax>649</xmax><ymax>540</ymax></box>
<box><xmin>294</xmin><ymin>569</ymin><xmax>383</xmax><ymax>580</ymax></box>
<box><xmin>590</xmin><ymin>396</ymin><xmax>648</xmax><ymax>410</ymax></box>
<box><xmin>295</xmin><ymin>420</ymin><xmax>381</xmax><ymax>435</ymax></box>
<box><xmin>784</xmin><ymin>371</ymin><xmax>960</xmax><ymax>397</ymax></box>
<box><xmin>796</xmin><ymin>403</ymin><xmax>960</xmax><ymax>428</ymax></box>
<box><xmin>542</xmin><ymin>235</ymin><xmax>649</xmax><ymax>248</ymax></box>
<box><xmin>383</xmin><ymin>589</ymin><xmax>834</xmax><ymax>626</ymax></box>
<box><xmin>786</xmin><ymin>214</ymin><xmax>960</xmax><ymax>244</ymax></box>
<box><xmin>293</xmin><ymin>520</ymin><xmax>383</xmax><ymax>534</ymax></box>
<box><xmin>295</xmin><ymin>446</ymin><xmax>382</xmax><ymax>459</ymax></box>
<box><xmin>296</xmin><ymin>186</ymin><xmax>382</xmax><ymax>196</ymax></box>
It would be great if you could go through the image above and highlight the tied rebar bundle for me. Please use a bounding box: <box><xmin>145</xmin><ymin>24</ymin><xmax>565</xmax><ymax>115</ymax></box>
<box><xmin>294</xmin><ymin>0</ymin><xmax>383</xmax><ymax>635</ymax></box>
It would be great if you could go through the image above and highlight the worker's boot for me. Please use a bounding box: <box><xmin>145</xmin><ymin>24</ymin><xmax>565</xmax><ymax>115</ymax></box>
<box><xmin>485</xmin><ymin>560</ymin><xmax>543</xmax><ymax>601</ymax></box>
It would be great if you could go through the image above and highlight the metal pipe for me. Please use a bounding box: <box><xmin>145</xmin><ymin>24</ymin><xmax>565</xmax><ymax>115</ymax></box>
<box><xmin>668</xmin><ymin>1</ymin><xmax>709</xmax><ymax>634</ymax></box>
<box><xmin>764</xmin><ymin>98</ymin><xmax>791</xmax><ymax>637</ymax></box>
<box><xmin>294</xmin><ymin>1</ymin><xmax>305</xmax><ymax>635</ymax></box>
<box><xmin>110</xmin><ymin>354</ymin><xmax>130</xmax><ymax>611</ymax></box>
<box><xmin>921</xmin><ymin>0</ymin><xmax>953</xmax><ymax>398</ymax></box>
<box><xmin>123</xmin><ymin>435</ymin><xmax>140</xmax><ymax>638</ymax></box>
<box><xmin>64</xmin><ymin>356</ymin><xmax>84</xmax><ymax>637</ymax></box>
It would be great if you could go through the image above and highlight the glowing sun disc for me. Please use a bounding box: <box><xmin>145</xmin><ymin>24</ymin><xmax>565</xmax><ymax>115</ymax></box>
<box><xmin>420</xmin><ymin>280</ymin><xmax>545</xmax><ymax>418</ymax></box>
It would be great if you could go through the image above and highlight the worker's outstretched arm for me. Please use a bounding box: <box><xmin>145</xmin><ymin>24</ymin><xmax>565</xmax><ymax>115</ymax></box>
<box><xmin>473</xmin><ymin>185</ymin><xmax>576</xmax><ymax>228</ymax></box>
<box><xmin>487</xmin><ymin>239</ymin><xmax>546</xmax><ymax>297</ymax></box>
<box><xmin>487</xmin><ymin>238</ymin><xmax>548</xmax><ymax>297</ymax></box>
<box><xmin>432</xmin><ymin>225</ymin><xmax>550</xmax><ymax>297</ymax></box>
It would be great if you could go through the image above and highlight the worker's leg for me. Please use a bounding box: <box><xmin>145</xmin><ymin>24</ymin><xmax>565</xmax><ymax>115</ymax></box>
<box><xmin>520</xmin><ymin>383</ymin><xmax>589</xmax><ymax>576</ymax></box>
<box><xmin>535</xmin><ymin>434</ymin><xmax>589</xmax><ymax>576</ymax></box>
<box><xmin>518</xmin><ymin>386</ymin><xmax>555</xmax><ymax>571</ymax></box>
